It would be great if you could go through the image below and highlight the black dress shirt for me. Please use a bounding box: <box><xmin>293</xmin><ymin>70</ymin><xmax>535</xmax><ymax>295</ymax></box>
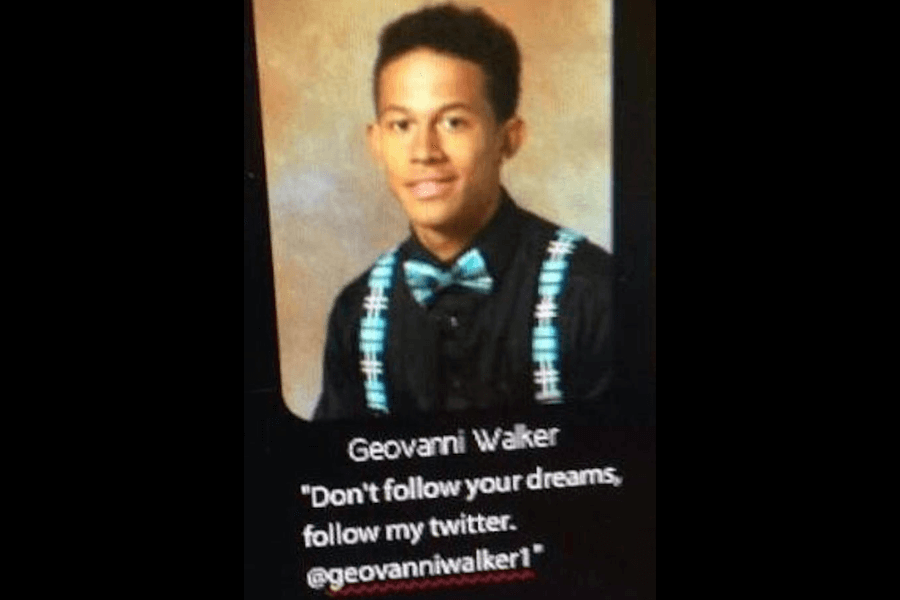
<box><xmin>313</xmin><ymin>191</ymin><xmax>613</xmax><ymax>420</ymax></box>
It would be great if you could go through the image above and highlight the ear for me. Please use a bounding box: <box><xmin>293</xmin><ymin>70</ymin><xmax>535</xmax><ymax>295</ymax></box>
<box><xmin>366</xmin><ymin>122</ymin><xmax>383</xmax><ymax>164</ymax></box>
<box><xmin>500</xmin><ymin>116</ymin><xmax>526</xmax><ymax>161</ymax></box>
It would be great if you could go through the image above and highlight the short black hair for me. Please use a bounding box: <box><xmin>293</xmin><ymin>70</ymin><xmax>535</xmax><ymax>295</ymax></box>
<box><xmin>373</xmin><ymin>3</ymin><xmax>521</xmax><ymax>123</ymax></box>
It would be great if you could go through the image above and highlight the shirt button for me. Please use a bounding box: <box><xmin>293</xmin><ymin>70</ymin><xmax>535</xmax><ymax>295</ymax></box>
<box><xmin>450</xmin><ymin>377</ymin><xmax>462</xmax><ymax>390</ymax></box>
<box><xmin>449</xmin><ymin>316</ymin><xmax>459</xmax><ymax>329</ymax></box>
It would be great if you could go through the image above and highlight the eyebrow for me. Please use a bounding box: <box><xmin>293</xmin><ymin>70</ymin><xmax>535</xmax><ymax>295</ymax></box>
<box><xmin>378</xmin><ymin>102</ymin><xmax>477</xmax><ymax>118</ymax></box>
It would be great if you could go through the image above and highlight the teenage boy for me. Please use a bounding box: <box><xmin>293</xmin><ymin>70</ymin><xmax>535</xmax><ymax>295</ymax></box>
<box><xmin>314</xmin><ymin>3</ymin><xmax>612</xmax><ymax>420</ymax></box>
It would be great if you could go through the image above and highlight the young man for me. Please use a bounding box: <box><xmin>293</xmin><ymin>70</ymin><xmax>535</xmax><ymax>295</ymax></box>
<box><xmin>313</xmin><ymin>3</ymin><xmax>612</xmax><ymax>420</ymax></box>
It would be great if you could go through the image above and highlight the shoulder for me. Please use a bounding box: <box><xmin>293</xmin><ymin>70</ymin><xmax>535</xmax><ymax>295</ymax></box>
<box><xmin>328</xmin><ymin>246</ymin><xmax>404</xmax><ymax>319</ymax></box>
<box><xmin>566</xmin><ymin>239</ymin><xmax>613</xmax><ymax>317</ymax></box>
<box><xmin>568</xmin><ymin>237</ymin><xmax>613</xmax><ymax>290</ymax></box>
<box><xmin>515</xmin><ymin>205</ymin><xmax>613</xmax><ymax>285</ymax></box>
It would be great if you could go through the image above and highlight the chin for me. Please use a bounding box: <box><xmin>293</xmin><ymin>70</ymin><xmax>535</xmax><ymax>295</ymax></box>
<box><xmin>401</xmin><ymin>198</ymin><xmax>461</xmax><ymax>228</ymax></box>
<box><xmin>409</xmin><ymin>211</ymin><xmax>460</xmax><ymax>232</ymax></box>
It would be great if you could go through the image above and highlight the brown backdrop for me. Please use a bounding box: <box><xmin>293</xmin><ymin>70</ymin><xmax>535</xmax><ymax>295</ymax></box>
<box><xmin>252</xmin><ymin>0</ymin><xmax>612</xmax><ymax>419</ymax></box>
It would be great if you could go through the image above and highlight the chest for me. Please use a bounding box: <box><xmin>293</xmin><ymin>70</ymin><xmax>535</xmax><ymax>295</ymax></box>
<box><xmin>358</xmin><ymin>228</ymin><xmax>583</xmax><ymax>414</ymax></box>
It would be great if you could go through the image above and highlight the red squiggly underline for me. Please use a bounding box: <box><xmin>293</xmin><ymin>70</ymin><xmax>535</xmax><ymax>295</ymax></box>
<box><xmin>325</xmin><ymin>568</ymin><xmax>536</xmax><ymax>597</ymax></box>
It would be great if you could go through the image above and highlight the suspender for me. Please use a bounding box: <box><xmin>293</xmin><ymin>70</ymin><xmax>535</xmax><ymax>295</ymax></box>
<box><xmin>360</xmin><ymin>249</ymin><xmax>398</xmax><ymax>414</ymax></box>
<box><xmin>532</xmin><ymin>228</ymin><xmax>585</xmax><ymax>404</ymax></box>
<box><xmin>359</xmin><ymin>228</ymin><xmax>584</xmax><ymax>413</ymax></box>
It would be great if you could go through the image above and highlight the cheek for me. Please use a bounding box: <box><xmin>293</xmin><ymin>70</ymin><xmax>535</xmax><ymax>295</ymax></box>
<box><xmin>383</xmin><ymin>145</ymin><xmax>408</xmax><ymax>178</ymax></box>
<box><xmin>466</xmin><ymin>149</ymin><xmax>500</xmax><ymax>182</ymax></box>
<box><xmin>447</xmin><ymin>137</ymin><xmax>490</xmax><ymax>172</ymax></box>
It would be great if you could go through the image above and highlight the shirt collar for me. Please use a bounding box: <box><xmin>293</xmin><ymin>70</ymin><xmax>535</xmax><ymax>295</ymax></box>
<box><xmin>401</xmin><ymin>187</ymin><xmax>522</xmax><ymax>283</ymax></box>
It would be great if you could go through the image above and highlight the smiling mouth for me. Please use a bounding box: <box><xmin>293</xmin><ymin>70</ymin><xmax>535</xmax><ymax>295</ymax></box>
<box><xmin>407</xmin><ymin>178</ymin><xmax>455</xmax><ymax>199</ymax></box>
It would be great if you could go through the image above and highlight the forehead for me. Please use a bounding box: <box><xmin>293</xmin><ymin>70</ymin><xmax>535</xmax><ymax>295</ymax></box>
<box><xmin>377</xmin><ymin>48</ymin><xmax>490</xmax><ymax>115</ymax></box>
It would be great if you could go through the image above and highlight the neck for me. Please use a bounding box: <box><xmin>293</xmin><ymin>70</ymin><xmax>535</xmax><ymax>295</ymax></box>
<box><xmin>412</xmin><ymin>189</ymin><xmax>503</xmax><ymax>263</ymax></box>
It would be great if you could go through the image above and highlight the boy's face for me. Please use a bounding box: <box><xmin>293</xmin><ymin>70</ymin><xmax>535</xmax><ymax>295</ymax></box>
<box><xmin>368</xmin><ymin>48</ymin><xmax>522</xmax><ymax>239</ymax></box>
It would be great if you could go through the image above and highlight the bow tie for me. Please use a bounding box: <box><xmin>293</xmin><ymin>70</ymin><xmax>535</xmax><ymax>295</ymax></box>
<box><xmin>403</xmin><ymin>248</ymin><xmax>494</xmax><ymax>307</ymax></box>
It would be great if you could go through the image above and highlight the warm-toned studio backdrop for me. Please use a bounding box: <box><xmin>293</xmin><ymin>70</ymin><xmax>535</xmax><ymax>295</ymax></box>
<box><xmin>253</xmin><ymin>0</ymin><xmax>611</xmax><ymax>419</ymax></box>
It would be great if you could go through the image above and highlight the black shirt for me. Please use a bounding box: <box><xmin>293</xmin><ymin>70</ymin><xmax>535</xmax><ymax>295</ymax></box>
<box><xmin>313</xmin><ymin>191</ymin><xmax>613</xmax><ymax>420</ymax></box>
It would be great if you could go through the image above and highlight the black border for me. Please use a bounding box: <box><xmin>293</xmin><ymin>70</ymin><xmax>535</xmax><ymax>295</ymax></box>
<box><xmin>245</xmin><ymin>1</ymin><xmax>655</xmax><ymax>597</ymax></box>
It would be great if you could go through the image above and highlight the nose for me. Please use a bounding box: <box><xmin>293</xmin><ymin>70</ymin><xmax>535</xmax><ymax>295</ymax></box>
<box><xmin>410</xmin><ymin>125</ymin><xmax>444</xmax><ymax>163</ymax></box>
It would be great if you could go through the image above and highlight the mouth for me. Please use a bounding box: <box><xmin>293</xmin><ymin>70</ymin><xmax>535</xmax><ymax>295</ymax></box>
<box><xmin>406</xmin><ymin>177</ymin><xmax>456</xmax><ymax>199</ymax></box>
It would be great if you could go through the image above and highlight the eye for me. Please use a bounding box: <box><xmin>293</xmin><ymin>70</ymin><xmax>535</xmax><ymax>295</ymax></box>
<box><xmin>388</xmin><ymin>119</ymin><xmax>411</xmax><ymax>133</ymax></box>
<box><xmin>441</xmin><ymin>116</ymin><xmax>468</xmax><ymax>131</ymax></box>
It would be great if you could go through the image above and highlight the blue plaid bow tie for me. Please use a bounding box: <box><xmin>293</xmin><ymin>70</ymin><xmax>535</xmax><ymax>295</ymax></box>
<box><xmin>403</xmin><ymin>248</ymin><xmax>494</xmax><ymax>307</ymax></box>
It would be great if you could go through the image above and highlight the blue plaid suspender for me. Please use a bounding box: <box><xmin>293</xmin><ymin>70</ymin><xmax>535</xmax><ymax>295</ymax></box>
<box><xmin>360</xmin><ymin>249</ymin><xmax>398</xmax><ymax>414</ymax></box>
<box><xmin>532</xmin><ymin>228</ymin><xmax>585</xmax><ymax>404</ymax></box>
<box><xmin>359</xmin><ymin>227</ymin><xmax>583</xmax><ymax>413</ymax></box>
